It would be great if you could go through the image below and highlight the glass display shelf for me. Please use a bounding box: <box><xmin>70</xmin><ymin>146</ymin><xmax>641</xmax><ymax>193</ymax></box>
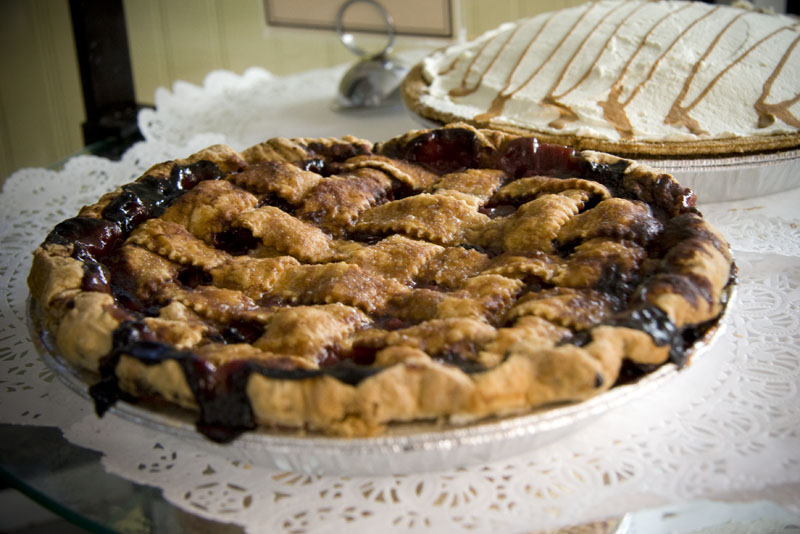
<box><xmin>0</xmin><ymin>424</ymin><xmax>243</xmax><ymax>533</ymax></box>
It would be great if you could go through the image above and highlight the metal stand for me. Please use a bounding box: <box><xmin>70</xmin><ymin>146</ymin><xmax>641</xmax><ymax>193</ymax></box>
<box><xmin>335</xmin><ymin>0</ymin><xmax>408</xmax><ymax>109</ymax></box>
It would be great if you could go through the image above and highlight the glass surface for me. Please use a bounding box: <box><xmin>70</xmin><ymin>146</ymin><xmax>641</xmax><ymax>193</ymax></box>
<box><xmin>48</xmin><ymin>139</ymin><xmax>124</xmax><ymax>170</ymax></box>
<box><xmin>0</xmin><ymin>424</ymin><xmax>243</xmax><ymax>533</ymax></box>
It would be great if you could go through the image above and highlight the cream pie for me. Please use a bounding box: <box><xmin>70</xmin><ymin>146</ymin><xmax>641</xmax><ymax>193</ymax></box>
<box><xmin>29</xmin><ymin>124</ymin><xmax>734</xmax><ymax>440</ymax></box>
<box><xmin>404</xmin><ymin>0</ymin><xmax>800</xmax><ymax>157</ymax></box>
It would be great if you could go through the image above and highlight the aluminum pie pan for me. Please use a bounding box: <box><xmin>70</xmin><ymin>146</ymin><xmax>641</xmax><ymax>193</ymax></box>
<box><xmin>639</xmin><ymin>148</ymin><xmax>800</xmax><ymax>204</ymax></box>
<box><xmin>30</xmin><ymin>286</ymin><xmax>734</xmax><ymax>476</ymax></box>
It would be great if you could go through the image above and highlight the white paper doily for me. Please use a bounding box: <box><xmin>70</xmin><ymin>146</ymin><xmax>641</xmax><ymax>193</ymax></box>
<box><xmin>2</xmin><ymin>65</ymin><xmax>800</xmax><ymax>533</ymax></box>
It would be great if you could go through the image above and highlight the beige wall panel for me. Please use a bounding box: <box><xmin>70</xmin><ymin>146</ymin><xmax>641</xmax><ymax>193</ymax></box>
<box><xmin>262</xmin><ymin>30</ymin><xmax>336</xmax><ymax>74</ymax></box>
<box><xmin>467</xmin><ymin>0</ymin><xmax>519</xmax><ymax>37</ymax></box>
<box><xmin>216</xmin><ymin>0</ymin><xmax>272</xmax><ymax>75</ymax></box>
<box><xmin>158</xmin><ymin>0</ymin><xmax>225</xmax><ymax>84</ymax></box>
<box><xmin>517</xmin><ymin>0</ymin><xmax>585</xmax><ymax>19</ymax></box>
<box><xmin>45</xmin><ymin>0</ymin><xmax>84</xmax><ymax>159</ymax></box>
<box><xmin>0</xmin><ymin>0</ymin><xmax>82</xmax><ymax>181</ymax></box>
<box><xmin>125</xmin><ymin>0</ymin><xmax>172</xmax><ymax>105</ymax></box>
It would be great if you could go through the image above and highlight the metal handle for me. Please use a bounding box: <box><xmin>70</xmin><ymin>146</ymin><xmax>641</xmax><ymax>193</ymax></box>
<box><xmin>336</xmin><ymin>0</ymin><xmax>395</xmax><ymax>58</ymax></box>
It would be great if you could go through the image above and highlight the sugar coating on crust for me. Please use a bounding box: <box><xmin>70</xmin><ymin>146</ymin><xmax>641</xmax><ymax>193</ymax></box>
<box><xmin>29</xmin><ymin>123</ymin><xmax>734</xmax><ymax>438</ymax></box>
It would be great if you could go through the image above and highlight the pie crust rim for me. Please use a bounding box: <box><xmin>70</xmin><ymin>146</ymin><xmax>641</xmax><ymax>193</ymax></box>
<box><xmin>29</xmin><ymin>290</ymin><xmax>731</xmax><ymax>452</ymax></box>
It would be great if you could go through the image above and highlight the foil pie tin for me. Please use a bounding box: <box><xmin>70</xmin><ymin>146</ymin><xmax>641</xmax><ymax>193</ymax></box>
<box><xmin>30</xmin><ymin>287</ymin><xmax>734</xmax><ymax>476</ymax></box>
<box><xmin>640</xmin><ymin>148</ymin><xmax>800</xmax><ymax>204</ymax></box>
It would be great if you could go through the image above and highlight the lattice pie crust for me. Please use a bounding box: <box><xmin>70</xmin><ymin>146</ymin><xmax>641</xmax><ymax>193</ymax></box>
<box><xmin>28</xmin><ymin>124</ymin><xmax>734</xmax><ymax>440</ymax></box>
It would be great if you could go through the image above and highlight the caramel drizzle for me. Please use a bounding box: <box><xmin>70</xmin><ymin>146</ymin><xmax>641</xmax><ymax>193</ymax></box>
<box><xmin>599</xmin><ymin>2</ymin><xmax>706</xmax><ymax>139</ymax></box>
<box><xmin>663</xmin><ymin>10</ymin><xmax>748</xmax><ymax>136</ymax></box>
<box><xmin>446</xmin><ymin>2</ymin><xmax>800</xmax><ymax>137</ymax></box>
<box><xmin>754</xmin><ymin>26</ymin><xmax>800</xmax><ymax>129</ymax></box>
<box><xmin>448</xmin><ymin>24</ymin><xmax>521</xmax><ymax>98</ymax></box>
<box><xmin>475</xmin><ymin>4</ymin><xmax>593</xmax><ymax>122</ymax></box>
<box><xmin>544</xmin><ymin>0</ymin><xmax>641</xmax><ymax>129</ymax></box>
<box><xmin>666</xmin><ymin>18</ymin><xmax>800</xmax><ymax>135</ymax></box>
<box><xmin>438</xmin><ymin>54</ymin><xmax>462</xmax><ymax>77</ymax></box>
<box><xmin>474</xmin><ymin>12</ymin><xmax>555</xmax><ymax>121</ymax></box>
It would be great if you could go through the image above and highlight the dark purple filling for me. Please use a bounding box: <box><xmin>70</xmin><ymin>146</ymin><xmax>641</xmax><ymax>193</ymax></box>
<box><xmin>327</xmin><ymin>345</ymin><xmax>379</xmax><ymax>367</ymax></box>
<box><xmin>56</xmin><ymin>128</ymin><xmax>725</xmax><ymax>438</ymax></box>
<box><xmin>387</xmin><ymin>179</ymin><xmax>417</xmax><ymax>201</ymax></box>
<box><xmin>102</xmin><ymin>180</ymin><xmax>171</xmax><ymax>234</ymax></box>
<box><xmin>578</xmin><ymin>158</ymin><xmax>629</xmax><ymax>197</ymax></box>
<box><xmin>591</xmin><ymin>261</ymin><xmax>641</xmax><ymax>302</ymax></box>
<box><xmin>177</xmin><ymin>266</ymin><xmax>213</xmax><ymax>288</ymax></box>
<box><xmin>562</xmin><ymin>304</ymin><xmax>686</xmax><ymax>369</ymax></box>
<box><xmin>436</xmin><ymin>351</ymin><xmax>486</xmax><ymax>374</ymax></box>
<box><xmin>343</xmin><ymin>230</ymin><xmax>388</xmax><ymax>246</ymax></box>
<box><xmin>46</xmin><ymin>160</ymin><xmax>224</xmax><ymax>305</ymax></box>
<box><xmin>219</xmin><ymin>319</ymin><xmax>265</xmax><ymax>345</ymax></box>
<box><xmin>256</xmin><ymin>192</ymin><xmax>297</xmax><ymax>214</ymax></box>
<box><xmin>478</xmin><ymin>203</ymin><xmax>516</xmax><ymax>219</ymax></box>
<box><xmin>372</xmin><ymin>316</ymin><xmax>415</xmax><ymax>331</ymax></box>
<box><xmin>403</xmin><ymin>127</ymin><xmax>483</xmax><ymax>174</ymax></box>
<box><xmin>74</xmin><ymin>245</ymin><xmax>111</xmax><ymax>293</ymax></box>
<box><xmin>616</xmin><ymin>296</ymin><xmax>723</xmax><ymax>385</ymax></box>
<box><xmin>611</xmin><ymin>304</ymin><xmax>703</xmax><ymax>367</ymax></box>
<box><xmin>300</xmin><ymin>157</ymin><xmax>332</xmax><ymax>176</ymax></box>
<box><xmin>45</xmin><ymin>217</ymin><xmax>123</xmax><ymax>258</ymax></box>
<box><xmin>211</xmin><ymin>227</ymin><xmax>260</xmax><ymax>256</ymax></box>
<box><xmin>90</xmin><ymin>321</ymin><xmax>157</xmax><ymax>416</ymax></box>
<box><xmin>614</xmin><ymin>359</ymin><xmax>659</xmax><ymax>386</ymax></box>
<box><xmin>182</xmin><ymin>357</ymin><xmax>257</xmax><ymax>443</ymax></box>
<box><xmin>81</xmin><ymin>261</ymin><xmax>111</xmax><ymax>293</ymax></box>
<box><xmin>172</xmin><ymin>160</ymin><xmax>229</xmax><ymax>190</ymax></box>
<box><xmin>496</xmin><ymin>137</ymin><xmax>580</xmax><ymax>179</ymax></box>
<box><xmin>92</xmin><ymin>322</ymin><xmax>380</xmax><ymax>441</ymax></box>
<box><xmin>613</xmin><ymin>305</ymin><xmax>677</xmax><ymax>348</ymax></box>
<box><xmin>102</xmin><ymin>161</ymin><xmax>225</xmax><ymax>235</ymax></box>
<box><xmin>520</xmin><ymin>275</ymin><xmax>553</xmax><ymax>294</ymax></box>
<box><xmin>43</xmin><ymin>160</ymin><xmax>224</xmax><ymax>261</ymax></box>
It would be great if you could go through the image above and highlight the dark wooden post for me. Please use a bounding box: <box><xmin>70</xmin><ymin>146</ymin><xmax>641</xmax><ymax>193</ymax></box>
<box><xmin>69</xmin><ymin>0</ymin><xmax>144</xmax><ymax>158</ymax></box>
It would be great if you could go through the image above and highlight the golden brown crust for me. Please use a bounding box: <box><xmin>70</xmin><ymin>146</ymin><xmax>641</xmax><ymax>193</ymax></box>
<box><xmin>28</xmin><ymin>247</ymin><xmax>84</xmax><ymax>312</ymax></box>
<box><xmin>55</xmin><ymin>292</ymin><xmax>121</xmax><ymax>372</ymax></box>
<box><xmin>29</xmin><ymin>125</ymin><xmax>734</xmax><ymax>438</ymax></box>
<box><xmin>234</xmin><ymin>207</ymin><xmax>335</xmax><ymax>263</ymax></box>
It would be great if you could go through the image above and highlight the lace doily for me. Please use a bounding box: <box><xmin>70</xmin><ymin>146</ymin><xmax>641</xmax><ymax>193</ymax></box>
<box><xmin>2</xmin><ymin>66</ymin><xmax>799</xmax><ymax>533</ymax></box>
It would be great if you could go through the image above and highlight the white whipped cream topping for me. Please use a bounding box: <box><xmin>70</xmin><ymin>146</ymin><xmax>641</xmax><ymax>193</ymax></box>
<box><xmin>420</xmin><ymin>0</ymin><xmax>800</xmax><ymax>142</ymax></box>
